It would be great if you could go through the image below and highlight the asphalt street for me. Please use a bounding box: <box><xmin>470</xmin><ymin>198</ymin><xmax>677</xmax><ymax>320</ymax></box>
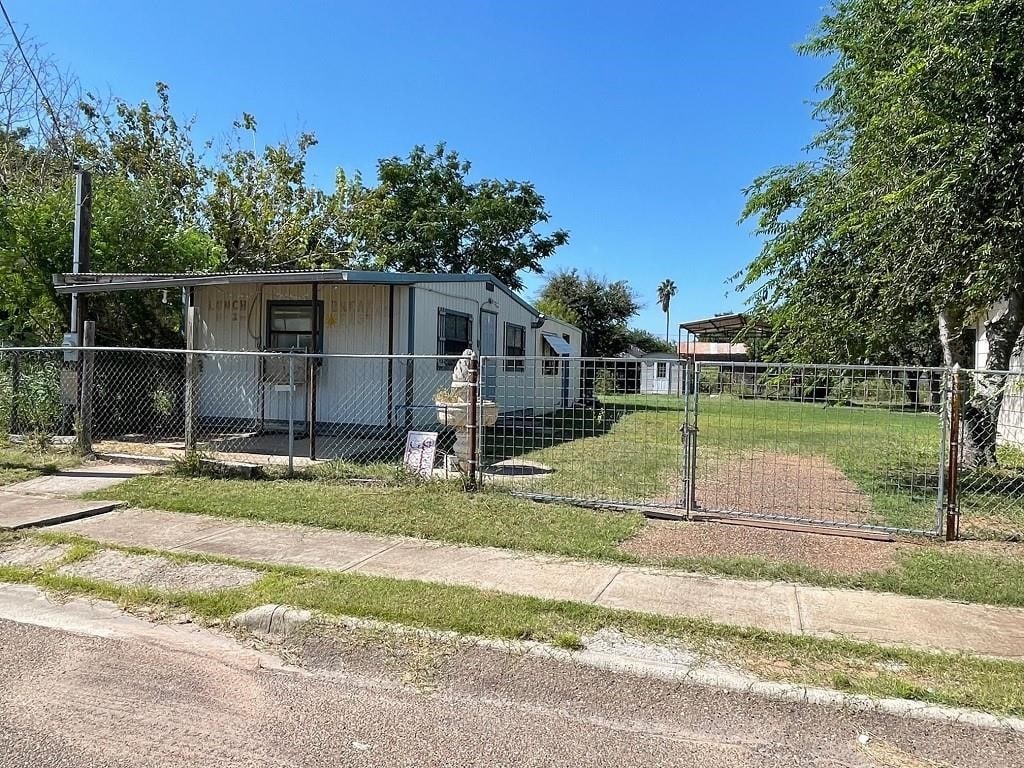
<box><xmin>1</xmin><ymin>615</ymin><xmax>1021</xmax><ymax>767</ymax></box>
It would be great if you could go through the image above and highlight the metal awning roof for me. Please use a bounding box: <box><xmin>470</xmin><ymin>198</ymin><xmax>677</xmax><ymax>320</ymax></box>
<box><xmin>541</xmin><ymin>332</ymin><xmax>574</xmax><ymax>356</ymax></box>
<box><xmin>678</xmin><ymin>312</ymin><xmax>769</xmax><ymax>339</ymax></box>
<box><xmin>51</xmin><ymin>268</ymin><xmax>560</xmax><ymax>324</ymax></box>
<box><xmin>53</xmin><ymin>269</ymin><xmax>507</xmax><ymax>294</ymax></box>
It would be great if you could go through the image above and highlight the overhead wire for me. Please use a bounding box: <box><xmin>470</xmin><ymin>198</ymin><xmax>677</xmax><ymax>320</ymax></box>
<box><xmin>0</xmin><ymin>0</ymin><xmax>75</xmax><ymax>161</ymax></box>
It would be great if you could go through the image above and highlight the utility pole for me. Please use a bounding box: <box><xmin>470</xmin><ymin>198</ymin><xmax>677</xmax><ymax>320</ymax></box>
<box><xmin>68</xmin><ymin>167</ymin><xmax>92</xmax><ymax>344</ymax></box>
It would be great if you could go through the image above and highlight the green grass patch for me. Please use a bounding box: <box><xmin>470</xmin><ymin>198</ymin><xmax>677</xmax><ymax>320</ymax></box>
<box><xmin>487</xmin><ymin>394</ymin><xmax>956</xmax><ymax>532</ymax></box>
<box><xmin>3</xmin><ymin>531</ymin><xmax>1024</xmax><ymax>717</ymax></box>
<box><xmin>0</xmin><ymin>445</ymin><xmax>80</xmax><ymax>486</ymax></box>
<box><xmin>87</xmin><ymin>473</ymin><xmax>1024</xmax><ymax>608</ymax></box>
<box><xmin>90</xmin><ymin>475</ymin><xmax>644</xmax><ymax>560</ymax></box>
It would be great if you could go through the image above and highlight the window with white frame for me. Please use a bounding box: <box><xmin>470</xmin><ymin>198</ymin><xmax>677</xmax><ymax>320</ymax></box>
<box><xmin>504</xmin><ymin>323</ymin><xmax>526</xmax><ymax>371</ymax></box>
<box><xmin>437</xmin><ymin>308</ymin><xmax>473</xmax><ymax>369</ymax></box>
<box><xmin>655</xmin><ymin>361</ymin><xmax>668</xmax><ymax>379</ymax></box>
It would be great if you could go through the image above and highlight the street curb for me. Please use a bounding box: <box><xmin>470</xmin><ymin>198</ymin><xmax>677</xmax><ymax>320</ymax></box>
<box><xmin>323</xmin><ymin>614</ymin><xmax>1024</xmax><ymax>734</ymax></box>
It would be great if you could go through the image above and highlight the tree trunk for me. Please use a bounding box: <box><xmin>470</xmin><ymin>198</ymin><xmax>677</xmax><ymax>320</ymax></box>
<box><xmin>940</xmin><ymin>292</ymin><xmax>1024</xmax><ymax>467</ymax></box>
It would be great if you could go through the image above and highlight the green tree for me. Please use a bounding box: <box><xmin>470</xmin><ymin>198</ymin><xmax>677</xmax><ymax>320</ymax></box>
<box><xmin>346</xmin><ymin>143</ymin><xmax>568</xmax><ymax>290</ymax></box>
<box><xmin>537</xmin><ymin>269</ymin><xmax>640</xmax><ymax>357</ymax></box>
<box><xmin>623</xmin><ymin>327</ymin><xmax>675</xmax><ymax>354</ymax></box>
<box><xmin>1</xmin><ymin>175</ymin><xmax>214</xmax><ymax>345</ymax></box>
<box><xmin>204</xmin><ymin>116</ymin><xmax>351</xmax><ymax>272</ymax></box>
<box><xmin>740</xmin><ymin>0</ymin><xmax>1024</xmax><ymax>466</ymax></box>
<box><xmin>656</xmin><ymin>278</ymin><xmax>677</xmax><ymax>343</ymax></box>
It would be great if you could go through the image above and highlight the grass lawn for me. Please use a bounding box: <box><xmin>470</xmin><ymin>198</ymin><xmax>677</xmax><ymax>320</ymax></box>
<box><xmin>0</xmin><ymin>446</ymin><xmax>80</xmax><ymax>486</ymax></box>
<box><xmin>92</xmin><ymin>473</ymin><xmax>1024</xmax><ymax>608</ymax></box>
<box><xmin>487</xmin><ymin>393</ymin><xmax>1022</xmax><ymax>537</ymax></box>
<box><xmin>4</xmin><ymin>531</ymin><xmax>1024</xmax><ymax>717</ymax></box>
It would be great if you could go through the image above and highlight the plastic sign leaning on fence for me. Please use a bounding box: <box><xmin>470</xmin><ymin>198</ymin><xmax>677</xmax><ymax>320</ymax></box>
<box><xmin>404</xmin><ymin>431</ymin><xmax>438</xmax><ymax>477</ymax></box>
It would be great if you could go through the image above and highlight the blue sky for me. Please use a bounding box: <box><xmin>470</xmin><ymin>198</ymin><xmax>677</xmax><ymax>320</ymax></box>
<box><xmin>15</xmin><ymin>1</ymin><xmax>829</xmax><ymax>336</ymax></box>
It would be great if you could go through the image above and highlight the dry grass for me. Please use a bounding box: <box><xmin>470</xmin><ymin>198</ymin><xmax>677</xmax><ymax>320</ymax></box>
<box><xmin>621</xmin><ymin>520</ymin><xmax>913</xmax><ymax>576</ymax></box>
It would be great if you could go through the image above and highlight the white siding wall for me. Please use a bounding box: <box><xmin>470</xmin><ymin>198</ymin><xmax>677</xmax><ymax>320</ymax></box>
<box><xmin>536</xmin><ymin>316</ymin><xmax>583</xmax><ymax>408</ymax></box>
<box><xmin>191</xmin><ymin>279</ymin><xmax>583</xmax><ymax>426</ymax></box>
<box><xmin>974</xmin><ymin>303</ymin><xmax>1024</xmax><ymax>448</ymax></box>
<box><xmin>194</xmin><ymin>283</ymin><xmax>400</xmax><ymax>425</ymax></box>
<box><xmin>410</xmin><ymin>280</ymin><xmax>581</xmax><ymax>414</ymax></box>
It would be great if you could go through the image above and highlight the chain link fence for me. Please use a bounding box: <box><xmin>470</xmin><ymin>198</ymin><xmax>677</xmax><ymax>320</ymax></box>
<box><xmin>0</xmin><ymin>345</ymin><xmax>1021</xmax><ymax>540</ymax></box>
<box><xmin>955</xmin><ymin>369</ymin><xmax>1024</xmax><ymax>540</ymax></box>
<box><xmin>481</xmin><ymin>357</ymin><xmax>690</xmax><ymax>508</ymax></box>
<box><xmin>0</xmin><ymin>346</ymin><xmax>467</xmax><ymax>474</ymax></box>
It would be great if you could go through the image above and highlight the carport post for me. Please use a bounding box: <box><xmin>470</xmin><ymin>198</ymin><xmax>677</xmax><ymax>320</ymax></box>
<box><xmin>76</xmin><ymin>320</ymin><xmax>95</xmax><ymax>455</ymax></box>
<box><xmin>309</xmin><ymin>281</ymin><xmax>319</xmax><ymax>461</ymax></box>
<box><xmin>287</xmin><ymin>352</ymin><xmax>295</xmax><ymax>477</ymax></box>
<box><xmin>183</xmin><ymin>289</ymin><xmax>197</xmax><ymax>451</ymax></box>
<box><xmin>466</xmin><ymin>353</ymin><xmax>479</xmax><ymax>489</ymax></box>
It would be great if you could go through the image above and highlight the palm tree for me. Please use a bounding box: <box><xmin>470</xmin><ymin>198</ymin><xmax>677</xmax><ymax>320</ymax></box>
<box><xmin>656</xmin><ymin>279</ymin><xmax>678</xmax><ymax>343</ymax></box>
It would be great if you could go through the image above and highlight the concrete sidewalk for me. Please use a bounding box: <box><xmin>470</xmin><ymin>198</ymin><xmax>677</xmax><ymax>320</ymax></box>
<box><xmin>56</xmin><ymin>507</ymin><xmax>1024</xmax><ymax>660</ymax></box>
<box><xmin>0</xmin><ymin>463</ymin><xmax>152</xmax><ymax>529</ymax></box>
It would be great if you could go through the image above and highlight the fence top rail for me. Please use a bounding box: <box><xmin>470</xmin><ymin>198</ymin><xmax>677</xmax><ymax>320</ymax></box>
<box><xmin>479</xmin><ymin>355</ymin><xmax>952</xmax><ymax>374</ymax></box>
<box><xmin>0</xmin><ymin>346</ymin><xmax>1015</xmax><ymax>377</ymax></box>
<box><xmin>0</xmin><ymin>346</ymin><xmax>469</xmax><ymax>361</ymax></box>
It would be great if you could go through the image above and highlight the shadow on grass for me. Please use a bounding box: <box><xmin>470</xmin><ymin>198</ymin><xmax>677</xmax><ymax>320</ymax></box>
<box><xmin>483</xmin><ymin>396</ymin><xmax>688</xmax><ymax>463</ymax></box>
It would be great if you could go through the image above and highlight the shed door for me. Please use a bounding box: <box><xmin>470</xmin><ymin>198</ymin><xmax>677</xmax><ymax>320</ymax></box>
<box><xmin>480</xmin><ymin>310</ymin><xmax>498</xmax><ymax>400</ymax></box>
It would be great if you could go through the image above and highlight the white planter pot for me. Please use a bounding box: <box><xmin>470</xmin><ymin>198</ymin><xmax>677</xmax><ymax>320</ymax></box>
<box><xmin>435</xmin><ymin>401</ymin><xmax>498</xmax><ymax>428</ymax></box>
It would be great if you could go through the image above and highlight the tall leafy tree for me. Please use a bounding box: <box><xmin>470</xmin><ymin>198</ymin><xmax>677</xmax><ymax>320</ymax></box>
<box><xmin>346</xmin><ymin>143</ymin><xmax>568</xmax><ymax>290</ymax></box>
<box><xmin>656</xmin><ymin>278</ymin><xmax>677</xmax><ymax>343</ymax></box>
<box><xmin>537</xmin><ymin>269</ymin><xmax>640</xmax><ymax>357</ymax></box>
<box><xmin>623</xmin><ymin>327</ymin><xmax>675</xmax><ymax>354</ymax></box>
<box><xmin>204</xmin><ymin>115</ymin><xmax>351</xmax><ymax>272</ymax></box>
<box><xmin>741</xmin><ymin>0</ymin><xmax>1024</xmax><ymax>466</ymax></box>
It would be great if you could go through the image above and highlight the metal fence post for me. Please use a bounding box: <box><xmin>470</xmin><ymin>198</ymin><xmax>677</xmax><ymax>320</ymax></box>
<box><xmin>9</xmin><ymin>351</ymin><xmax>20</xmax><ymax>434</ymax></box>
<box><xmin>76</xmin><ymin>321</ymin><xmax>95</xmax><ymax>455</ymax></box>
<box><xmin>944</xmin><ymin>365</ymin><xmax>963</xmax><ymax>542</ymax></box>
<box><xmin>183</xmin><ymin>300</ymin><xmax>197</xmax><ymax>452</ymax></box>
<box><xmin>935</xmin><ymin>367</ymin><xmax>949</xmax><ymax>536</ymax></box>
<box><xmin>287</xmin><ymin>352</ymin><xmax>295</xmax><ymax>477</ymax></box>
<box><xmin>466</xmin><ymin>352</ymin><xmax>479</xmax><ymax>489</ymax></box>
<box><xmin>686</xmin><ymin>361</ymin><xmax>701</xmax><ymax>515</ymax></box>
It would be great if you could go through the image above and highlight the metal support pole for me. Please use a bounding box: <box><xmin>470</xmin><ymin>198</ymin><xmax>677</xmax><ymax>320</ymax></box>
<box><xmin>309</xmin><ymin>282</ymin><xmax>319</xmax><ymax>461</ymax></box>
<box><xmin>287</xmin><ymin>352</ymin><xmax>295</xmax><ymax>477</ymax></box>
<box><xmin>183</xmin><ymin>290</ymin><xmax>197</xmax><ymax>451</ymax></box>
<box><xmin>76</xmin><ymin>321</ymin><xmax>95</xmax><ymax>455</ymax></box>
<box><xmin>69</xmin><ymin>169</ymin><xmax>92</xmax><ymax>344</ymax></box>
<box><xmin>945</xmin><ymin>365</ymin><xmax>962</xmax><ymax>542</ymax></box>
<box><xmin>466</xmin><ymin>352</ymin><xmax>479</xmax><ymax>489</ymax></box>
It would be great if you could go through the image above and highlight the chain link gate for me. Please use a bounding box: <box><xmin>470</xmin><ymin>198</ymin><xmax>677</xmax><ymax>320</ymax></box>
<box><xmin>483</xmin><ymin>357</ymin><xmax>948</xmax><ymax>536</ymax></box>
<box><xmin>682</xmin><ymin>362</ymin><xmax>947</xmax><ymax>535</ymax></box>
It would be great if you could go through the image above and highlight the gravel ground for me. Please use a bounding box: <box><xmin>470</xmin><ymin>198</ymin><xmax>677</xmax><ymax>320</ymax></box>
<box><xmin>0</xmin><ymin>541</ymin><xmax>71</xmax><ymax>569</ymax></box>
<box><xmin>620</xmin><ymin>519</ymin><xmax>913</xmax><ymax>574</ymax></box>
<box><xmin>697</xmin><ymin>450</ymin><xmax>872</xmax><ymax>525</ymax></box>
<box><xmin>3</xmin><ymin>615</ymin><xmax>1022</xmax><ymax>768</ymax></box>
<box><xmin>58</xmin><ymin>550</ymin><xmax>259</xmax><ymax>591</ymax></box>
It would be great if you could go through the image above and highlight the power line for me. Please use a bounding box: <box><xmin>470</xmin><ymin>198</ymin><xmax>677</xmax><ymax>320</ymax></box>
<box><xmin>0</xmin><ymin>0</ymin><xmax>74</xmax><ymax>160</ymax></box>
